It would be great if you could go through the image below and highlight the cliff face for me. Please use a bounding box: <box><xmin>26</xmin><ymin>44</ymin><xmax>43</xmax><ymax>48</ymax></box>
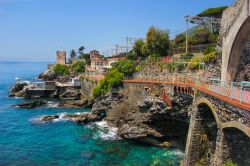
<box><xmin>94</xmin><ymin>84</ymin><xmax>193</xmax><ymax>148</ymax></box>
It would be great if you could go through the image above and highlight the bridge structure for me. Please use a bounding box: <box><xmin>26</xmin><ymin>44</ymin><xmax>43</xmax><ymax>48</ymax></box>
<box><xmin>123</xmin><ymin>75</ymin><xmax>250</xmax><ymax>166</ymax></box>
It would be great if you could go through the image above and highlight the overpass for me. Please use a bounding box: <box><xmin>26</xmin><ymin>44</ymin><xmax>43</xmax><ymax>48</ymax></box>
<box><xmin>123</xmin><ymin>75</ymin><xmax>250</xmax><ymax>166</ymax></box>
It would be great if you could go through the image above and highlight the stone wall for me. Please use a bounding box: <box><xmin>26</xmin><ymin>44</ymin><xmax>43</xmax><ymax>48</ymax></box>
<box><xmin>235</xmin><ymin>35</ymin><xmax>250</xmax><ymax>81</ymax></box>
<box><xmin>80</xmin><ymin>78</ymin><xmax>98</xmax><ymax>97</ymax></box>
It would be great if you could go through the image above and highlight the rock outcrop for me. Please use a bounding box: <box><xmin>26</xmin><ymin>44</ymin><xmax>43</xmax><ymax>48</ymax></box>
<box><xmin>13</xmin><ymin>100</ymin><xmax>47</xmax><ymax>108</ymax></box>
<box><xmin>40</xmin><ymin>112</ymin><xmax>102</xmax><ymax>124</ymax></box>
<box><xmin>59</xmin><ymin>87</ymin><xmax>81</xmax><ymax>100</ymax></box>
<box><xmin>58</xmin><ymin>99</ymin><xmax>93</xmax><ymax>108</ymax></box>
<box><xmin>38</xmin><ymin>70</ymin><xmax>57</xmax><ymax>81</ymax></box>
<box><xmin>9</xmin><ymin>82</ymin><xmax>29</xmax><ymax>98</ymax></box>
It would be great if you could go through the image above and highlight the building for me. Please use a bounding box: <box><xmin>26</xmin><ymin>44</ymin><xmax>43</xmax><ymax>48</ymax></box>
<box><xmin>87</xmin><ymin>50</ymin><xmax>106</xmax><ymax>74</ymax></box>
<box><xmin>86</xmin><ymin>50</ymin><xmax>126</xmax><ymax>75</ymax></box>
<box><xmin>56</xmin><ymin>51</ymin><xmax>67</xmax><ymax>64</ymax></box>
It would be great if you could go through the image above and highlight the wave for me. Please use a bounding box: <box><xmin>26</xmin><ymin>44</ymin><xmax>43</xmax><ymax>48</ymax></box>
<box><xmin>91</xmin><ymin>121</ymin><xmax>121</xmax><ymax>141</ymax></box>
<box><xmin>47</xmin><ymin>101</ymin><xmax>59</xmax><ymax>108</ymax></box>
<box><xmin>30</xmin><ymin>113</ymin><xmax>121</xmax><ymax>141</ymax></box>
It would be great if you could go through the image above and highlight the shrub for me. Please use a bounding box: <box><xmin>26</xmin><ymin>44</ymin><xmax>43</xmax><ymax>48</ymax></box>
<box><xmin>187</xmin><ymin>57</ymin><xmax>202</xmax><ymax>70</ymax></box>
<box><xmin>180</xmin><ymin>53</ymin><xmax>194</xmax><ymax>61</ymax></box>
<box><xmin>176</xmin><ymin>63</ymin><xmax>186</xmax><ymax>71</ymax></box>
<box><xmin>165</xmin><ymin>62</ymin><xmax>177</xmax><ymax>72</ymax></box>
<box><xmin>203</xmin><ymin>45</ymin><xmax>216</xmax><ymax>55</ymax></box>
<box><xmin>112</xmin><ymin>60</ymin><xmax>136</xmax><ymax>76</ymax></box>
<box><xmin>92</xmin><ymin>69</ymin><xmax>124</xmax><ymax>98</ymax></box>
<box><xmin>53</xmin><ymin>64</ymin><xmax>70</xmax><ymax>75</ymax></box>
<box><xmin>71</xmin><ymin>61</ymin><xmax>85</xmax><ymax>74</ymax></box>
<box><xmin>221</xmin><ymin>160</ymin><xmax>237</xmax><ymax>166</ymax></box>
<box><xmin>202</xmin><ymin>51</ymin><xmax>217</xmax><ymax>64</ymax></box>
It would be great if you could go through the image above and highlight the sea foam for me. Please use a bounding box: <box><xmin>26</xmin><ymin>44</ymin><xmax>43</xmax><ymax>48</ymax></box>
<box><xmin>92</xmin><ymin>121</ymin><xmax>121</xmax><ymax>141</ymax></box>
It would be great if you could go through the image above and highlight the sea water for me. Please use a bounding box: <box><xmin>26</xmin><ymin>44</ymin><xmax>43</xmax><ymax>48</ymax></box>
<box><xmin>0</xmin><ymin>62</ymin><xmax>183</xmax><ymax>166</ymax></box>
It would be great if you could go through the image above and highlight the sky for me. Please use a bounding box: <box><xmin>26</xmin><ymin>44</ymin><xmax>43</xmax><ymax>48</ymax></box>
<box><xmin>0</xmin><ymin>0</ymin><xmax>234</xmax><ymax>62</ymax></box>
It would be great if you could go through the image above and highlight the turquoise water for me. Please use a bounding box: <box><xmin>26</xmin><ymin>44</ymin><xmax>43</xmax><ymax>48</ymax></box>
<box><xmin>0</xmin><ymin>62</ymin><xmax>183</xmax><ymax>166</ymax></box>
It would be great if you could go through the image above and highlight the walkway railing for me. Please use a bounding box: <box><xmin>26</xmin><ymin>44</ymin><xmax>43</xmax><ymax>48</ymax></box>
<box><xmin>124</xmin><ymin>76</ymin><xmax>250</xmax><ymax>111</ymax></box>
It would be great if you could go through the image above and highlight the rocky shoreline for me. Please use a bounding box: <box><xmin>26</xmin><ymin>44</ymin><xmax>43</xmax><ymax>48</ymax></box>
<box><xmin>10</xmin><ymin>70</ymin><xmax>192</xmax><ymax>149</ymax></box>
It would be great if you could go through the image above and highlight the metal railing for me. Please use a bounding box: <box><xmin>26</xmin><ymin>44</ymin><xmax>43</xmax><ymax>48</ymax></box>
<box><xmin>124</xmin><ymin>75</ymin><xmax>250</xmax><ymax>106</ymax></box>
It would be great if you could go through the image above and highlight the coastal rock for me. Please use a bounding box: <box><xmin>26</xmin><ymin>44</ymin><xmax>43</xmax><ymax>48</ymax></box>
<box><xmin>11</xmin><ymin>82</ymin><xmax>28</xmax><ymax>93</ymax></box>
<box><xmin>92</xmin><ymin>92</ymin><xmax>124</xmax><ymax>115</ymax></box>
<box><xmin>38</xmin><ymin>70</ymin><xmax>57</xmax><ymax>81</ymax></box>
<box><xmin>40</xmin><ymin>112</ymin><xmax>101</xmax><ymax>124</ymax></box>
<box><xmin>57</xmin><ymin>76</ymin><xmax>70</xmax><ymax>83</ymax></box>
<box><xmin>14</xmin><ymin>100</ymin><xmax>47</xmax><ymax>108</ymax></box>
<box><xmin>58</xmin><ymin>99</ymin><xmax>93</xmax><ymax>108</ymax></box>
<box><xmin>101</xmin><ymin>85</ymin><xmax>191</xmax><ymax>148</ymax></box>
<box><xmin>40</xmin><ymin>115</ymin><xmax>59</xmax><ymax>122</ymax></box>
<box><xmin>59</xmin><ymin>87</ymin><xmax>81</xmax><ymax>100</ymax></box>
<box><xmin>139</xmin><ymin>97</ymin><xmax>167</xmax><ymax>112</ymax></box>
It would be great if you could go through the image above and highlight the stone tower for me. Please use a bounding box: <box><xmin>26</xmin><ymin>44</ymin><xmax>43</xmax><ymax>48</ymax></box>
<box><xmin>56</xmin><ymin>51</ymin><xmax>66</xmax><ymax>64</ymax></box>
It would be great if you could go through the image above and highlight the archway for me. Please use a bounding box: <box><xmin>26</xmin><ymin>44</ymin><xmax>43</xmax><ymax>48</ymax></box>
<box><xmin>187</xmin><ymin>102</ymin><xmax>219</xmax><ymax>166</ymax></box>
<box><xmin>222</xmin><ymin>127</ymin><xmax>250</xmax><ymax>166</ymax></box>
<box><xmin>226</xmin><ymin>16</ymin><xmax>250</xmax><ymax>81</ymax></box>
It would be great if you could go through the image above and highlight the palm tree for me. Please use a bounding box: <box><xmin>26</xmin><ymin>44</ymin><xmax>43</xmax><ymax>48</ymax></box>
<box><xmin>78</xmin><ymin>46</ymin><xmax>85</xmax><ymax>55</ymax></box>
<box><xmin>70</xmin><ymin>49</ymin><xmax>77</xmax><ymax>59</ymax></box>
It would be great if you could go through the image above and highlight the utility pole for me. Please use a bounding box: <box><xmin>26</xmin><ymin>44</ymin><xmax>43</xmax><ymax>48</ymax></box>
<box><xmin>126</xmin><ymin>37</ymin><xmax>129</xmax><ymax>54</ymax></box>
<box><xmin>115</xmin><ymin>44</ymin><xmax>118</xmax><ymax>55</ymax></box>
<box><xmin>185</xmin><ymin>15</ymin><xmax>189</xmax><ymax>54</ymax></box>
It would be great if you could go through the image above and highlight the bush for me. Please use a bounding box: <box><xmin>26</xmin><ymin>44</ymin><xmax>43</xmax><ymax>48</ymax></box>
<box><xmin>165</xmin><ymin>62</ymin><xmax>176</xmax><ymax>72</ymax></box>
<box><xmin>203</xmin><ymin>45</ymin><xmax>216</xmax><ymax>55</ymax></box>
<box><xmin>202</xmin><ymin>51</ymin><xmax>217</xmax><ymax>64</ymax></box>
<box><xmin>112</xmin><ymin>60</ymin><xmax>136</xmax><ymax>76</ymax></box>
<box><xmin>176</xmin><ymin>63</ymin><xmax>186</xmax><ymax>71</ymax></box>
<box><xmin>71</xmin><ymin>61</ymin><xmax>85</xmax><ymax>74</ymax></box>
<box><xmin>180</xmin><ymin>53</ymin><xmax>194</xmax><ymax>60</ymax></box>
<box><xmin>53</xmin><ymin>64</ymin><xmax>70</xmax><ymax>76</ymax></box>
<box><xmin>165</xmin><ymin>62</ymin><xmax>186</xmax><ymax>72</ymax></box>
<box><xmin>187</xmin><ymin>57</ymin><xmax>202</xmax><ymax>70</ymax></box>
<box><xmin>92</xmin><ymin>69</ymin><xmax>124</xmax><ymax>98</ymax></box>
<box><xmin>221</xmin><ymin>160</ymin><xmax>237</xmax><ymax>166</ymax></box>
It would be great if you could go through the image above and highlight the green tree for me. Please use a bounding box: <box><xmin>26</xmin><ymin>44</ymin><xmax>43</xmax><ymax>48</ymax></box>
<box><xmin>174</xmin><ymin>33</ymin><xmax>186</xmax><ymax>47</ymax></box>
<box><xmin>78</xmin><ymin>46</ymin><xmax>85</xmax><ymax>55</ymax></box>
<box><xmin>79</xmin><ymin>53</ymin><xmax>91</xmax><ymax>65</ymax></box>
<box><xmin>112</xmin><ymin>60</ymin><xmax>136</xmax><ymax>76</ymax></box>
<box><xmin>53</xmin><ymin>64</ymin><xmax>70</xmax><ymax>76</ymax></box>
<box><xmin>133</xmin><ymin>39</ymin><xmax>146</xmax><ymax>59</ymax></box>
<box><xmin>145</xmin><ymin>26</ymin><xmax>171</xmax><ymax>57</ymax></box>
<box><xmin>70</xmin><ymin>49</ymin><xmax>77</xmax><ymax>59</ymax></box>
<box><xmin>71</xmin><ymin>61</ymin><xmax>85</xmax><ymax>74</ymax></box>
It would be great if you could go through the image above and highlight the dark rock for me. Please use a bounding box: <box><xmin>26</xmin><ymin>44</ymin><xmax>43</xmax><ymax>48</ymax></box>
<box><xmin>59</xmin><ymin>87</ymin><xmax>81</xmax><ymax>100</ymax></box>
<box><xmin>92</xmin><ymin>92</ymin><xmax>124</xmax><ymax>115</ymax></box>
<box><xmin>40</xmin><ymin>115</ymin><xmax>59</xmax><ymax>122</ymax></box>
<box><xmin>13</xmin><ymin>100</ymin><xmax>47</xmax><ymax>108</ymax></box>
<box><xmin>58</xmin><ymin>99</ymin><xmax>93</xmax><ymax>108</ymax></box>
<box><xmin>38</xmin><ymin>70</ymin><xmax>57</xmax><ymax>81</ymax></box>
<box><xmin>64</xmin><ymin>113</ymin><xmax>101</xmax><ymax>124</ymax></box>
<box><xmin>11</xmin><ymin>82</ymin><xmax>28</xmax><ymax>93</ymax></box>
<box><xmin>57</xmin><ymin>76</ymin><xmax>70</xmax><ymax>83</ymax></box>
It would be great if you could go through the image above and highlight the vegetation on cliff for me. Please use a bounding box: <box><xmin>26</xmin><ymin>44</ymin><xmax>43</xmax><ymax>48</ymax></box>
<box><xmin>92</xmin><ymin>59</ymin><xmax>138</xmax><ymax>98</ymax></box>
<box><xmin>173</xmin><ymin>28</ymin><xmax>218</xmax><ymax>49</ymax></box>
<box><xmin>53</xmin><ymin>61</ymin><xmax>85</xmax><ymax>76</ymax></box>
<box><xmin>71</xmin><ymin>61</ymin><xmax>85</xmax><ymax>74</ymax></box>
<box><xmin>92</xmin><ymin>69</ymin><xmax>124</xmax><ymax>98</ymax></box>
<box><xmin>53</xmin><ymin>64</ymin><xmax>70</xmax><ymax>76</ymax></box>
<box><xmin>197</xmin><ymin>6</ymin><xmax>228</xmax><ymax>18</ymax></box>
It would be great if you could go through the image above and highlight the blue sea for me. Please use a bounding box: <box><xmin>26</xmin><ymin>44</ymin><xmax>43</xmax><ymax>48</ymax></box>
<box><xmin>0</xmin><ymin>62</ymin><xmax>183</xmax><ymax>166</ymax></box>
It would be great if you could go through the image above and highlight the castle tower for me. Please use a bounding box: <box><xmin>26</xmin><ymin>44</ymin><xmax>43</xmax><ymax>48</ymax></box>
<box><xmin>56</xmin><ymin>51</ymin><xmax>66</xmax><ymax>64</ymax></box>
